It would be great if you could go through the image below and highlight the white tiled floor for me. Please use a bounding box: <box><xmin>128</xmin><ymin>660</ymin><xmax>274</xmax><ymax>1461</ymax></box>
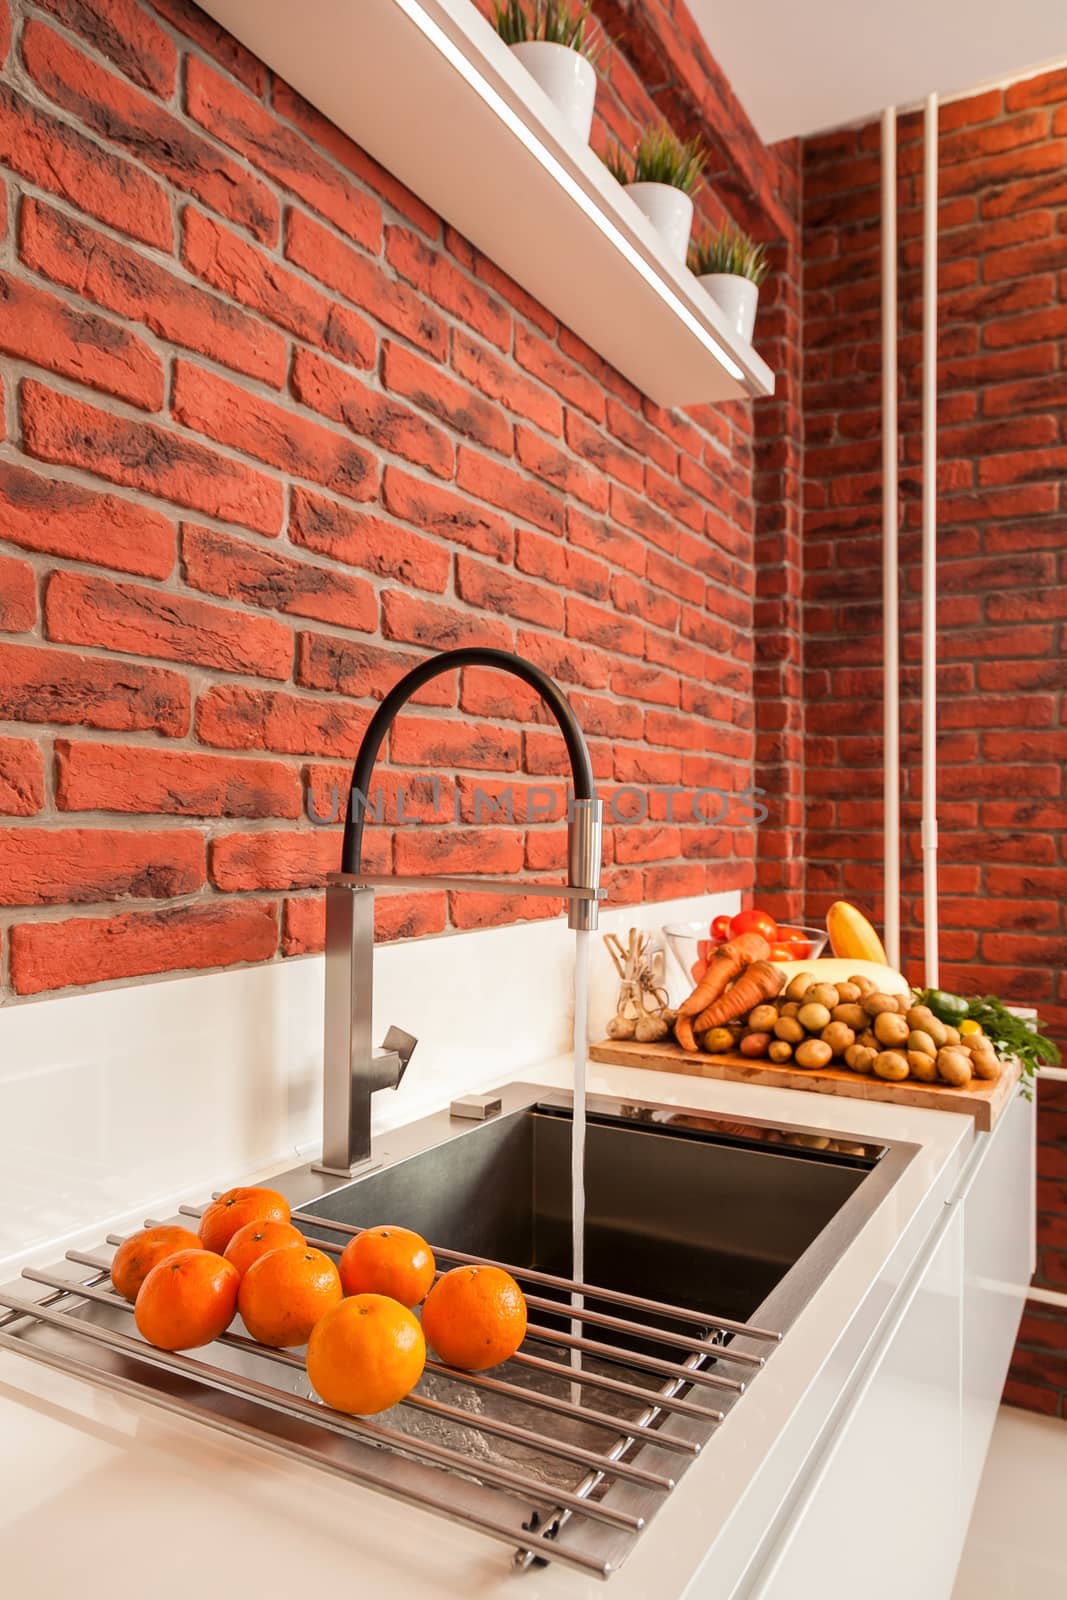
<box><xmin>953</xmin><ymin>1407</ymin><xmax>1067</xmax><ymax>1598</ymax></box>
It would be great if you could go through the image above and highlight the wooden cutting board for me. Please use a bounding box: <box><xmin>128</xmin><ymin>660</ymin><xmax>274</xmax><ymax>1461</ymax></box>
<box><xmin>589</xmin><ymin>1037</ymin><xmax>1020</xmax><ymax>1131</ymax></box>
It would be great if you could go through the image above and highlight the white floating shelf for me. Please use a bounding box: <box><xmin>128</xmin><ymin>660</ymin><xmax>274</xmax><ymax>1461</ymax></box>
<box><xmin>200</xmin><ymin>0</ymin><xmax>774</xmax><ymax>406</ymax></box>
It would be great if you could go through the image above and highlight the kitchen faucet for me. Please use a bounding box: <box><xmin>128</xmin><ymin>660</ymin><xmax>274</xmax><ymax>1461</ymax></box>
<box><xmin>314</xmin><ymin>646</ymin><xmax>605</xmax><ymax>1176</ymax></box>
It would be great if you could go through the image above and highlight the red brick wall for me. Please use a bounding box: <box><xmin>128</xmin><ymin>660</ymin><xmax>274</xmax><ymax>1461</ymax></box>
<box><xmin>802</xmin><ymin>70</ymin><xmax>1067</xmax><ymax>1413</ymax></box>
<box><xmin>0</xmin><ymin>0</ymin><xmax>799</xmax><ymax>997</ymax></box>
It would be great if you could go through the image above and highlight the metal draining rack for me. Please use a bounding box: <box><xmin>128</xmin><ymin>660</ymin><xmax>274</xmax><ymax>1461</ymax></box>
<box><xmin>0</xmin><ymin>1201</ymin><xmax>781</xmax><ymax>1579</ymax></box>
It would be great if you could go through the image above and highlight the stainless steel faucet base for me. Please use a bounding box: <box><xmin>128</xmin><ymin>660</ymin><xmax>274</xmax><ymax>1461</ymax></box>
<box><xmin>310</xmin><ymin>1156</ymin><xmax>383</xmax><ymax>1179</ymax></box>
<box><xmin>320</xmin><ymin>882</ymin><xmax>417</xmax><ymax>1173</ymax></box>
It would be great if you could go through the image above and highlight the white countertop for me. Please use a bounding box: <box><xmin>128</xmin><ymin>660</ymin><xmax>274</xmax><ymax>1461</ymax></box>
<box><xmin>0</xmin><ymin>1057</ymin><xmax>978</xmax><ymax>1600</ymax></box>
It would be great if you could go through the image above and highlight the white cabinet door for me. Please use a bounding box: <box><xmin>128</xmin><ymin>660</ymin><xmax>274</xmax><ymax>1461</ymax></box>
<box><xmin>749</xmin><ymin>1090</ymin><xmax>1033</xmax><ymax>1600</ymax></box>
<box><xmin>959</xmin><ymin>1089</ymin><xmax>1034</xmax><ymax>1513</ymax></box>
<box><xmin>753</xmin><ymin>1206</ymin><xmax>966</xmax><ymax>1600</ymax></box>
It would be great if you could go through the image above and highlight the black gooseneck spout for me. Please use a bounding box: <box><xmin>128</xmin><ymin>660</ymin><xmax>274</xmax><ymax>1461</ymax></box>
<box><xmin>316</xmin><ymin>647</ymin><xmax>604</xmax><ymax>1176</ymax></box>
<box><xmin>340</xmin><ymin>646</ymin><xmax>597</xmax><ymax>875</ymax></box>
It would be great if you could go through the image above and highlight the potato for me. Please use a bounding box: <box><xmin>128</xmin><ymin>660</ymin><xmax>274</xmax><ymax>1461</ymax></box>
<box><xmin>832</xmin><ymin>1002</ymin><xmax>867</xmax><ymax>1030</ymax></box>
<box><xmin>972</xmin><ymin>1048</ymin><xmax>1002</xmax><ymax>1081</ymax></box>
<box><xmin>768</xmin><ymin>1039</ymin><xmax>794</xmax><ymax>1064</ymax></box>
<box><xmin>907</xmin><ymin>1050</ymin><xmax>939</xmax><ymax>1082</ymax></box>
<box><xmin>797</xmin><ymin>1001</ymin><xmax>832</xmax><ymax>1033</ymax></box>
<box><xmin>849</xmin><ymin>974</ymin><xmax>877</xmax><ymax>995</ymax></box>
<box><xmin>943</xmin><ymin>1025</ymin><xmax>961</xmax><ymax>1046</ymax></box>
<box><xmin>740</xmin><ymin>1032</ymin><xmax>772</xmax><ymax>1058</ymax></box>
<box><xmin>858</xmin><ymin>1028</ymin><xmax>879</xmax><ymax>1050</ymax></box>
<box><xmin>834</xmin><ymin>981</ymin><xmax>862</xmax><ymax>1004</ymax></box>
<box><xmin>774</xmin><ymin>1015</ymin><xmax>805</xmax><ymax>1043</ymax></box>
<box><xmin>873</xmin><ymin>1050</ymin><xmax>910</xmax><ymax>1081</ymax></box>
<box><xmin>862</xmin><ymin>992</ymin><xmax>900</xmax><ymax>1018</ymax></box>
<box><xmin>844</xmin><ymin>1044</ymin><xmax>876</xmax><ymax>1074</ymax></box>
<box><xmin>701</xmin><ymin>1026</ymin><xmax>735</xmax><ymax>1054</ymax></box>
<box><xmin>822</xmin><ymin>1021</ymin><xmax>855</xmax><ymax>1056</ymax></box>
<box><xmin>779</xmin><ymin>1000</ymin><xmax>800</xmax><ymax>1019</ymax></box>
<box><xmin>907</xmin><ymin>1007</ymin><xmax>948</xmax><ymax>1047</ymax></box>
<box><xmin>795</xmin><ymin>1038</ymin><xmax>833</xmax><ymax>1070</ymax></box>
<box><xmin>873</xmin><ymin>1010</ymin><xmax>910</xmax><ymax>1047</ymax></box>
<box><xmin>748</xmin><ymin>1003</ymin><xmax>779</xmax><ymax>1033</ymax></box>
<box><xmin>907</xmin><ymin>1028</ymin><xmax>937</xmax><ymax>1057</ymax></box>
<box><xmin>936</xmin><ymin>1047</ymin><xmax>972</xmax><ymax>1087</ymax></box>
<box><xmin>807</xmin><ymin>983</ymin><xmax>840</xmax><ymax>1010</ymax></box>
<box><xmin>786</xmin><ymin>973</ymin><xmax>816</xmax><ymax>1003</ymax></box>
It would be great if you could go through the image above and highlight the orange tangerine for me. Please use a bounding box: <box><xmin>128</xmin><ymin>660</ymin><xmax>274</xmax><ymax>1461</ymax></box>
<box><xmin>338</xmin><ymin>1225</ymin><xmax>435</xmax><ymax>1308</ymax></box>
<box><xmin>307</xmin><ymin>1294</ymin><xmax>425</xmax><ymax>1415</ymax></box>
<box><xmin>110</xmin><ymin>1225</ymin><xmax>202</xmax><ymax>1303</ymax></box>
<box><xmin>420</xmin><ymin>1265</ymin><xmax>527</xmax><ymax>1372</ymax></box>
<box><xmin>223</xmin><ymin>1220</ymin><xmax>305</xmax><ymax>1278</ymax></box>
<box><xmin>238</xmin><ymin>1244</ymin><xmax>343</xmax><ymax>1348</ymax></box>
<box><xmin>198</xmin><ymin>1187</ymin><xmax>290</xmax><ymax>1255</ymax></box>
<box><xmin>134</xmin><ymin>1250</ymin><xmax>238</xmax><ymax>1351</ymax></box>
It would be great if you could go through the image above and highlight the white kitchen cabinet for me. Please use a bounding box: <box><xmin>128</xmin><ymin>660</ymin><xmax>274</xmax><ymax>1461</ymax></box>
<box><xmin>959</xmin><ymin>1085</ymin><xmax>1035</xmax><ymax>1512</ymax></box>
<box><xmin>748</xmin><ymin>1091</ymin><xmax>1033</xmax><ymax>1600</ymax></box>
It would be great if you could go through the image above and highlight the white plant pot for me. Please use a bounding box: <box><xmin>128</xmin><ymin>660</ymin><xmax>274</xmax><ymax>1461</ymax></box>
<box><xmin>625</xmin><ymin>182</ymin><xmax>694</xmax><ymax>261</ymax></box>
<box><xmin>510</xmin><ymin>41</ymin><xmax>597</xmax><ymax>145</ymax></box>
<box><xmin>699</xmin><ymin>273</ymin><xmax>760</xmax><ymax>344</ymax></box>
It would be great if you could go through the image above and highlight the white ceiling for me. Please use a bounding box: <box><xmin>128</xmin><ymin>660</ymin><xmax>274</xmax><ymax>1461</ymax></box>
<box><xmin>690</xmin><ymin>0</ymin><xmax>1067</xmax><ymax>142</ymax></box>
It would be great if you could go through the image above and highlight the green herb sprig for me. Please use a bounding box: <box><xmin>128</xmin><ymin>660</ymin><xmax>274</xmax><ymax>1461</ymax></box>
<box><xmin>605</xmin><ymin>124</ymin><xmax>706</xmax><ymax>195</ymax></box>
<box><xmin>964</xmin><ymin>996</ymin><xmax>1059</xmax><ymax>1099</ymax></box>
<box><xmin>603</xmin><ymin>143</ymin><xmax>632</xmax><ymax>186</ymax></box>
<box><xmin>493</xmin><ymin>0</ymin><xmax>600</xmax><ymax>60</ymax></box>
<box><xmin>914</xmin><ymin>987</ymin><xmax>1061</xmax><ymax>1100</ymax></box>
<box><xmin>689</xmin><ymin>222</ymin><xmax>769</xmax><ymax>285</ymax></box>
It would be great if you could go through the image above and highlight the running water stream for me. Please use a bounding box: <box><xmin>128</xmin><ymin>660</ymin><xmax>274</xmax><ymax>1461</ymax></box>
<box><xmin>570</xmin><ymin>928</ymin><xmax>590</xmax><ymax>1388</ymax></box>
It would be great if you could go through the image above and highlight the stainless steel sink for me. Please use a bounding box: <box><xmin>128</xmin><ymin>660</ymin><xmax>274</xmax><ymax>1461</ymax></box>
<box><xmin>302</xmin><ymin>1089</ymin><xmax>895</xmax><ymax>1334</ymax></box>
<box><xmin>0</xmin><ymin>1083</ymin><xmax>916</xmax><ymax>1580</ymax></box>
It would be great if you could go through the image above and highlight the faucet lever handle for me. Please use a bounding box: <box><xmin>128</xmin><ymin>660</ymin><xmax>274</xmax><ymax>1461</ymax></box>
<box><xmin>381</xmin><ymin>1024</ymin><xmax>418</xmax><ymax>1086</ymax></box>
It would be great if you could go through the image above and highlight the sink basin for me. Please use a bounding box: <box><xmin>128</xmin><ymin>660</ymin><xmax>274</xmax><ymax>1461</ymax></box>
<box><xmin>0</xmin><ymin>1083</ymin><xmax>916</xmax><ymax>1580</ymax></box>
<box><xmin>302</xmin><ymin>1091</ymin><xmax>893</xmax><ymax>1335</ymax></box>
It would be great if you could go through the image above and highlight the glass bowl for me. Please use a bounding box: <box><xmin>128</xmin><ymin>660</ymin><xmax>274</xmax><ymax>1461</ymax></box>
<box><xmin>663</xmin><ymin>920</ymin><xmax>829</xmax><ymax>988</ymax></box>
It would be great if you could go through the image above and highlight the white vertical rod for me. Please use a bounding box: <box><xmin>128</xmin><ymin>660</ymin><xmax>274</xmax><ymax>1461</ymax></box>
<box><xmin>881</xmin><ymin>107</ymin><xmax>900</xmax><ymax>971</ymax></box>
<box><xmin>921</xmin><ymin>93</ymin><xmax>940</xmax><ymax>987</ymax></box>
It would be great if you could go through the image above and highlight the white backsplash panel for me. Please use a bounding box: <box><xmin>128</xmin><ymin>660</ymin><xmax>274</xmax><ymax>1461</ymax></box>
<box><xmin>0</xmin><ymin>891</ymin><xmax>735</xmax><ymax>1273</ymax></box>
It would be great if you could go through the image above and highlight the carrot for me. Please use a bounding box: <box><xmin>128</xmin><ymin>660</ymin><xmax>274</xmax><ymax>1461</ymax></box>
<box><xmin>693</xmin><ymin>961</ymin><xmax>784</xmax><ymax>1032</ymax></box>
<box><xmin>675</xmin><ymin>1014</ymin><xmax>698</xmax><ymax>1053</ymax></box>
<box><xmin>676</xmin><ymin>932</ymin><xmax>770</xmax><ymax>1018</ymax></box>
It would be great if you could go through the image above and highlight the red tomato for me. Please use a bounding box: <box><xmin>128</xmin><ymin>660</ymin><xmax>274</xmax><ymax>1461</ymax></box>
<box><xmin>709</xmin><ymin>914</ymin><xmax>732</xmax><ymax>942</ymax></box>
<box><xmin>690</xmin><ymin>958</ymin><xmax>708</xmax><ymax>983</ymax></box>
<box><xmin>768</xmin><ymin>942</ymin><xmax>796</xmax><ymax>961</ymax></box>
<box><xmin>778</xmin><ymin>928</ymin><xmax>811</xmax><ymax>960</ymax></box>
<box><xmin>729</xmin><ymin>909</ymin><xmax>778</xmax><ymax>943</ymax></box>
